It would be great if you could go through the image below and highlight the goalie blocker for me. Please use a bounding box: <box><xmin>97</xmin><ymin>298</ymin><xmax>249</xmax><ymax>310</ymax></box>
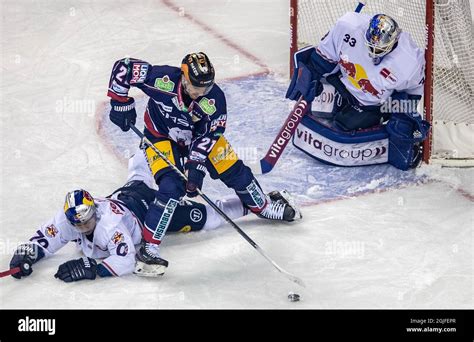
<box><xmin>292</xmin><ymin>82</ymin><xmax>430</xmax><ymax>171</ymax></box>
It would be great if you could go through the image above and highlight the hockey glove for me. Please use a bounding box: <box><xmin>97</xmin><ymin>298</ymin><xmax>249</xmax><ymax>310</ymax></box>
<box><xmin>325</xmin><ymin>71</ymin><xmax>359</xmax><ymax>106</ymax></box>
<box><xmin>185</xmin><ymin>161</ymin><xmax>206</xmax><ymax>198</ymax></box>
<box><xmin>286</xmin><ymin>63</ymin><xmax>323</xmax><ymax>102</ymax></box>
<box><xmin>54</xmin><ymin>257</ymin><xmax>98</xmax><ymax>283</ymax></box>
<box><xmin>9</xmin><ymin>243</ymin><xmax>45</xmax><ymax>279</ymax></box>
<box><xmin>110</xmin><ymin>98</ymin><xmax>137</xmax><ymax>132</ymax></box>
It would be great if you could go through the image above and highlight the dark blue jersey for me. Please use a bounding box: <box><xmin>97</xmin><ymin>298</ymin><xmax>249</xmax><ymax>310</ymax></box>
<box><xmin>108</xmin><ymin>59</ymin><xmax>227</xmax><ymax>163</ymax></box>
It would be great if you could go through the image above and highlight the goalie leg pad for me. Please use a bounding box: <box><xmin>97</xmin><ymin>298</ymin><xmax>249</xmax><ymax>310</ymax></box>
<box><xmin>293</xmin><ymin>114</ymin><xmax>389</xmax><ymax>167</ymax></box>
<box><xmin>386</xmin><ymin>113</ymin><xmax>430</xmax><ymax>170</ymax></box>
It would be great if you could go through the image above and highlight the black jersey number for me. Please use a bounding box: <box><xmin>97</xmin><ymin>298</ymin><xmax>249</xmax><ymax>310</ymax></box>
<box><xmin>30</xmin><ymin>230</ymin><xmax>49</xmax><ymax>249</ymax></box>
<box><xmin>343</xmin><ymin>34</ymin><xmax>357</xmax><ymax>47</ymax></box>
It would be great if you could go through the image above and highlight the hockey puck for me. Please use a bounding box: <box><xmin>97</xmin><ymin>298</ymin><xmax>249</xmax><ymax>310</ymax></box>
<box><xmin>288</xmin><ymin>292</ymin><xmax>300</xmax><ymax>302</ymax></box>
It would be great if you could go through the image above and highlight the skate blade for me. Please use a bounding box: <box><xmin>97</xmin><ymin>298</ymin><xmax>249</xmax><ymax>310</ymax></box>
<box><xmin>134</xmin><ymin>261</ymin><xmax>167</xmax><ymax>277</ymax></box>
<box><xmin>280</xmin><ymin>190</ymin><xmax>303</xmax><ymax>220</ymax></box>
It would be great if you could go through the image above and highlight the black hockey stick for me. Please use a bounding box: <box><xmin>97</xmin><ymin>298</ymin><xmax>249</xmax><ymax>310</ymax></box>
<box><xmin>129</xmin><ymin>124</ymin><xmax>305</xmax><ymax>288</ymax></box>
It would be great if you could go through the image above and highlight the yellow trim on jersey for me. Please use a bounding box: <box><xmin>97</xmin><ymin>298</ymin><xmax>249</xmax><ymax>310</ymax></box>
<box><xmin>145</xmin><ymin>140</ymin><xmax>176</xmax><ymax>176</ymax></box>
<box><xmin>208</xmin><ymin>135</ymin><xmax>239</xmax><ymax>174</ymax></box>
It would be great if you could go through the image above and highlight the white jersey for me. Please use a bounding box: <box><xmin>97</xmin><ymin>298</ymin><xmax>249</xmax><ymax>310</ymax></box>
<box><xmin>316</xmin><ymin>12</ymin><xmax>425</xmax><ymax>106</ymax></box>
<box><xmin>29</xmin><ymin>197</ymin><xmax>143</xmax><ymax>276</ymax></box>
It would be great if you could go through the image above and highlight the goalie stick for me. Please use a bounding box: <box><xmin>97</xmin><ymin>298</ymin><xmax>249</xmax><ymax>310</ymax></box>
<box><xmin>248</xmin><ymin>1</ymin><xmax>367</xmax><ymax>174</ymax></box>
<box><xmin>128</xmin><ymin>124</ymin><xmax>306</xmax><ymax>288</ymax></box>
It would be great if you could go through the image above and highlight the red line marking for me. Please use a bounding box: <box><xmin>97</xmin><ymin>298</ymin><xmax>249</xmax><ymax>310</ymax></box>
<box><xmin>160</xmin><ymin>0</ymin><xmax>270</xmax><ymax>74</ymax></box>
<box><xmin>455</xmin><ymin>188</ymin><xmax>474</xmax><ymax>202</ymax></box>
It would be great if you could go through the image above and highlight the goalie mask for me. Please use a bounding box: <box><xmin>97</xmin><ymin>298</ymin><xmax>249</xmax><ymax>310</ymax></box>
<box><xmin>365</xmin><ymin>14</ymin><xmax>401</xmax><ymax>64</ymax></box>
<box><xmin>181</xmin><ymin>52</ymin><xmax>215</xmax><ymax>99</ymax></box>
<box><xmin>64</xmin><ymin>189</ymin><xmax>97</xmax><ymax>233</ymax></box>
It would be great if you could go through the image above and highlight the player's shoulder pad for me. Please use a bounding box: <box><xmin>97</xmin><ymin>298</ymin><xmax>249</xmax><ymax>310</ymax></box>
<box><xmin>334</xmin><ymin>12</ymin><xmax>371</xmax><ymax>32</ymax></box>
<box><xmin>392</xmin><ymin>32</ymin><xmax>425</xmax><ymax>79</ymax></box>
<box><xmin>147</xmin><ymin>65</ymin><xmax>182</xmax><ymax>93</ymax></box>
<box><xmin>397</xmin><ymin>32</ymin><xmax>425</xmax><ymax>65</ymax></box>
<box><xmin>94</xmin><ymin>209</ymin><xmax>129</xmax><ymax>248</ymax></box>
<box><xmin>95</xmin><ymin>200</ymin><xmax>125</xmax><ymax>232</ymax></box>
<box><xmin>53</xmin><ymin>210</ymin><xmax>77</xmax><ymax>241</ymax></box>
<box><xmin>195</xmin><ymin>84</ymin><xmax>227</xmax><ymax>117</ymax></box>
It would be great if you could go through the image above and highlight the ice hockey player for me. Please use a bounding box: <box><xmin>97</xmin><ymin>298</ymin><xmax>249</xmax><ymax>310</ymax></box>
<box><xmin>106</xmin><ymin>52</ymin><xmax>302</xmax><ymax>276</ymax></box>
<box><xmin>287</xmin><ymin>13</ymin><xmax>430</xmax><ymax>170</ymax></box>
<box><xmin>9</xmin><ymin>152</ymin><xmax>298</xmax><ymax>281</ymax></box>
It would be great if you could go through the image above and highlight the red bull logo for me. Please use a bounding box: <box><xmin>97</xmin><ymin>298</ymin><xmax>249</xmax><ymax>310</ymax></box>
<box><xmin>338</xmin><ymin>54</ymin><xmax>384</xmax><ymax>99</ymax></box>
<box><xmin>45</xmin><ymin>224</ymin><xmax>58</xmax><ymax>238</ymax></box>
<box><xmin>112</xmin><ymin>231</ymin><xmax>124</xmax><ymax>245</ymax></box>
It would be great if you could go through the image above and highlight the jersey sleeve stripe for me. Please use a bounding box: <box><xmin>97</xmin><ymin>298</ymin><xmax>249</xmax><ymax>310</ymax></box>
<box><xmin>101</xmin><ymin>260</ymin><xmax>119</xmax><ymax>277</ymax></box>
<box><xmin>316</xmin><ymin>48</ymin><xmax>338</xmax><ymax>64</ymax></box>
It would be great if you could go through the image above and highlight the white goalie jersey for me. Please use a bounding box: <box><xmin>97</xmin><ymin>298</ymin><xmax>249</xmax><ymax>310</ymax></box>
<box><xmin>29</xmin><ymin>198</ymin><xmax>143</xmax><ymax>276</ymax></box>
<box><xmin>316</xmin><ymin>12</ymin><xmax>426</xmax><ymax>106</ymax></box>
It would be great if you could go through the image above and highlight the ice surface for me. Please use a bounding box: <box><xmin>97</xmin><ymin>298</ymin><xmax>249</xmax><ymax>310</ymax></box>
<box><xmin>0</xmin><ymin>0</ymin><xmax>472</xmax><ymax>309</ymax></box>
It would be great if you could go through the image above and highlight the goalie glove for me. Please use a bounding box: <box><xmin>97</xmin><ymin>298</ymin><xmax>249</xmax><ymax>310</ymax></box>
<box><xmin>286</xmin><ymin>63</ymin><xmax>323</xmax><ymax>102</ymax></box>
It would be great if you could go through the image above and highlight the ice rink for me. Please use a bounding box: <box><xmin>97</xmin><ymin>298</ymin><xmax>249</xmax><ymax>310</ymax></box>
<box><xmin>0</xmin><ymin>0</ymin><xmax>472</xmax><ymax>309</ymax></box>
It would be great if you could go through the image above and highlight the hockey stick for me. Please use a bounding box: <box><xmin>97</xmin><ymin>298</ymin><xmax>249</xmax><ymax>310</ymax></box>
<box><xmin>248</xmin><ymin>97</ymin><xmax>310</xmax><ymax>174</ymax></box>
<box><xmin>249</xmin><ymin>1</ymin><xmax>367</xmax><ymax>175</ymax></box>
<box><xmin>129</xmin><ymin>124</ymin><xmax>306</xmax><ymax>288</ymax></box>
<box><xmin>0</xmin><ymin>267</ymin><xmax>20</xmax><ymax>278</ymax></box>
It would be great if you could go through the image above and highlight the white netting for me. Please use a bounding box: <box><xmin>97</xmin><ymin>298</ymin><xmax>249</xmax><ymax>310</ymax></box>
<box><xmin>295</xmin><ymin>0</ymin><xmax>474</xmax><ymax>161</ymax></box>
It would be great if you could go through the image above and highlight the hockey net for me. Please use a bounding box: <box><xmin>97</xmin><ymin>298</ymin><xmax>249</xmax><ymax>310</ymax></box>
<box><xmin>290</xmin><ymin>0</ymin><xmax>474</xmax><ymax>166</ymax></box>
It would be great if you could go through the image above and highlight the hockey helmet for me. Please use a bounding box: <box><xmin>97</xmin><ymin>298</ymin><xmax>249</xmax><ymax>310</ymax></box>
<box><xmin>181</xmin><ymin>52</ymin><xmax>215</xmax><ymax>98</ymax></box>
<box><xmin>365</xmin><ymin>14</ymin><xmax>401</xmax><ymax>64</ymax></box>
<box><xmin>64</xmin><ymin>189</ymin><xmax>97</xmax><ymax>232</ymax></box>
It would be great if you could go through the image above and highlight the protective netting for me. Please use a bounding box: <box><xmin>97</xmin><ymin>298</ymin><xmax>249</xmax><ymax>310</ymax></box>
<box><xmin>295</xmin><ymin>0</ymin><xmax>473</xmax><ymax>161</ymax></box>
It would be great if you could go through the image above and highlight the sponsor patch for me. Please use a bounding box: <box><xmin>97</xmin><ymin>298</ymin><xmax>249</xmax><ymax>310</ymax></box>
<box><xmin>246</xmin><ymin>180</ymin><xmax>266</xmax><ymax>210</ymax></box>
<box><xmin>111</xmin><ymin>80</ymin><xmax>129</xmax><ymax>95</ymax></box>
<box><xmin>153</xmin><ymin>199</ymin><xmax>179</xmax><ymax>240</ymax></box>
<box><xmin>210</xmin><ymin>114</ymin><xmax>227</xmax><ymax>132</ymax></box>
<box><xmin>190</xmin><ymin>208</ymin><xmax>203</xmax><ymax>223</ymax></box>
<box><xmin>154</xmin><ymin>75</ymin><xmax>175</xmax><ymax>92</ymax></box>
<box><xmin>293</xmin><ymin>123</ymin><xmax>389</xmax><ymax>166</ymax></box>
<box><xmin>130</xmin><ymin>63</ymin><xmax>148</xmax><ymax>84</ymax></box>
<box><xmin>198</xmin><ymin>97</ymin><xmax>217</xmax><ymax>115</ymax></box>
<box><xmin>208</xmin><ymin>136</ymin><xmax>238</xmax><ymax>174</ymax></box>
